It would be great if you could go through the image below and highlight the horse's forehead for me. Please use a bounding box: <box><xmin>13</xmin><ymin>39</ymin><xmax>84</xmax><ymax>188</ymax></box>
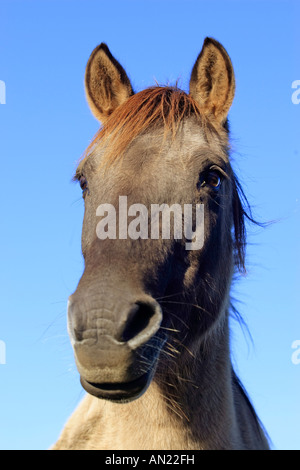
<box><xmin>80</xmin><ymin>116</ymin><xmax>228</xmax><ymax>179</ymax></box>
<box><xmin>123</xmin><ymin>131</ymin><xmax>228</xmax><ymax>180</ymax></box>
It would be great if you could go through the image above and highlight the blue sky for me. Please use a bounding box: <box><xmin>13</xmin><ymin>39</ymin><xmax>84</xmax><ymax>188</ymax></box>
<box><xmin>0</xmin><ymin>0</ymin><xmax>299</xmax><ymax>450</ymax></box>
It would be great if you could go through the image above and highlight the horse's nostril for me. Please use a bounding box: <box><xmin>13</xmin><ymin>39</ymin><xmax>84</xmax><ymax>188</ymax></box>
<box><xmin>121</xmin><ymin>302</ymin><xmax>157</xmax><ymax>343</ymax></box>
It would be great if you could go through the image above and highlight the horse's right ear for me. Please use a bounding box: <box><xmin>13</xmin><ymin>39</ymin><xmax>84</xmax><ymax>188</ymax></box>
<box><xmin>85</xmin><ymin>43</ymin><xmax>134</xmax><ymax>123</ymax></box>
<box><xmin>189</xmin><ymin>38</ymin><xmax>235</xmax><ymax>126</ymax></box>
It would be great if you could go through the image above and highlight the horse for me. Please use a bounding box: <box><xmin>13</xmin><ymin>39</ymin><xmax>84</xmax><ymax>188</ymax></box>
<box><xmin>53</xmin><ymin>38</ymin><xmax>269</xmax><ymax>450</ymax></box>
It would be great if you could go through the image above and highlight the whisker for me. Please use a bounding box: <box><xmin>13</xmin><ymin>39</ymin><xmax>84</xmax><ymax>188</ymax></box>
<box><xmin>172</xmin><ymin>338</ymin><xmax>196</xmax><ymax>359</ymax></box>
<box><xmin>161</xmin><ymin>300</ymin><xmax>214</xmax><ymax>318</ymax></box>
<box><xmin>162</xmin><ymin>310</ymin><xmax>190</xmax><ymax>330</ymax></box>
<box><xmin>155</xmin><ymin>292</ymin><xmax>184</xmax><ymax>301</ymax></box>
<box><xmin>157</xmin><ymin>391</ymin><xmax>190</xmax><ymax>422</ymax></box>
<box><xmin>160</xmin><ymin>326</ymin><xmax>181</xmax><ymax>333</ymax></box>
<box><xmin>165</xmin><ymin>343</ymin><xmax>180</xmax><ymax>356</ymax></box>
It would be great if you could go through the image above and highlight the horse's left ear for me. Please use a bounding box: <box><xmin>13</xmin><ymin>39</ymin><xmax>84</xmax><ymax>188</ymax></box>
<box><xmin>85</xmin><ymin>43</ymin><xmax>134</xmax><ymax>123</ymax></box>
<box><xmin>189</xmin><ymin>38</ymin><xmax>235</xmax><ymax>125</ymax></box>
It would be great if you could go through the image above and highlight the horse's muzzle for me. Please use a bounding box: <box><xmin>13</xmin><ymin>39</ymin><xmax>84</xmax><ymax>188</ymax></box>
<box><xmin>67</xmin><ymin>295</ymin><xmax>166</xmax><ymax>402</ymax></box>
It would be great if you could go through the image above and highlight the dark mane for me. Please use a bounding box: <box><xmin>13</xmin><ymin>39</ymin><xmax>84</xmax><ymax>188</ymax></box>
<box><xmin>232</xmin><ymin>369</ymin><xmax>271</xmax><ymax>447</ymax></box>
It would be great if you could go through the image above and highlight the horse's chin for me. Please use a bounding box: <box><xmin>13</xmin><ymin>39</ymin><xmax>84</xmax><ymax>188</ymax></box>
<box><xmin>80</xmin><ymin>370</ymin><xmax>153</xmax><ymax>403</ymax></box>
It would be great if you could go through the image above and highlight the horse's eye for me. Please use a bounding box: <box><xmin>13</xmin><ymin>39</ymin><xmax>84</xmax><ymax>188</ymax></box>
<box><xmin>205</xmin><ymin>170</ymin><xmax>222</xmax><ymax>190</ymax></box>
<box><xmin>79</xmin><ymin>176</ymin><xmax>88</xmax><ymax>195</ymax></box>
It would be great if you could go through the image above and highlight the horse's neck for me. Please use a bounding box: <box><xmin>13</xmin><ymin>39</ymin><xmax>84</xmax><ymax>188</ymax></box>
<box><xmin>152</xmin><ymin>319</ymin><xmax>237</xmax><ymax>449</ymax></box>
